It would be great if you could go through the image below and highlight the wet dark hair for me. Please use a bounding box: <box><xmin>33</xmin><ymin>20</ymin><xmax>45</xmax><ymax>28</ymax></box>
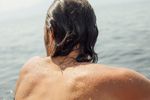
<box><xmin>46</xmin><ymin>0</ymin><xmax>98</xmax><ymax>63</ymax></box>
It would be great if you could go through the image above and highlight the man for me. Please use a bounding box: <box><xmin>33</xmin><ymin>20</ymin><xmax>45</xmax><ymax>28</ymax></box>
<box><xmin>15</xmin><ymin>0</ymin><xmax>150</xmax><ymax>100</ymax></box>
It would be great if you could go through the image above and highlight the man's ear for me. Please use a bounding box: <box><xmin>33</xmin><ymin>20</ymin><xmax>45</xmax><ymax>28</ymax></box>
<box><xmin>46</xmin><ymin>28</ymin><xmax>56</xmax><ymax>56</ymax></box>
<box><xmin>44</xmin><ymin>26</ymin><xmax>49</xmax><ymax>46</ymax></box>
<box><xmin>50</xmin><ymin>27</ymin><xmax>55</xmax><ymax>40</ymax></box>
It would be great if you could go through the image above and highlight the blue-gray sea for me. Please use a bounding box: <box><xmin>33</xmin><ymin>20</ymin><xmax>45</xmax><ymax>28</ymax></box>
<box><xmin>0</xmin><ymin>0</ymin><xmax>150</xmax><ymax>99</ymax></box>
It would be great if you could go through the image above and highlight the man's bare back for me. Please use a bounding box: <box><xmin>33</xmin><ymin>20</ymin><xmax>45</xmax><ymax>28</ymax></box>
<box><xmin>15</xmin><ymin>56</ymin><xmax>150</xmax><ymax>100</ymax></box>
<box><xmin>14</xmin><ymin>0</ymin><xmax>150</xmax><ymax>99</ymax></box>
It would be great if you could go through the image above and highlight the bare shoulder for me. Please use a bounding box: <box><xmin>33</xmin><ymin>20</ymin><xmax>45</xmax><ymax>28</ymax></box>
<box><xmin>17</xmin><ymin>56</ymin><xmax>51</xmax><ymax>84</ymax></box>
<box><xmin>73</xmin><ymin>64</ymin><xmax>150</xmax><ymax>99</ymax></box>
<box><xmin>17</xmin><ymin>56</ymin><xmax>41</xmax><ymax>81</ymax></box>
<box><xmin>85</xmin><ymin>64</ymin><xmax>150</xmax><ymax>87</ymax></box>
<box><xmin>15</xmin><ymin>56</ymin><xmax>44</xmax><ymax>98</ymax></box>
<box><xmin>66</xmin><ymin>64</ymin><xmax>150</xmax><ymax>99</ymax></box>
<box><xmin>18</xmin><ymin>56</ymin><xmax>51</xmax><ymax>77</ymax></box>
<box><xmin>21</xmin><ymin>56</ymin><xmax>41</xmax><ymax>72</ymax></box>
<box><xmin>67</xmin><ymin>63</ymin><xmax>150</xmax><ymax>84</ymax></box>
<box><xmin>83</xmin><ymin>64</ymin><xmax>150</xmax><ymax>82</ymax></box>
<box><xmin>17</xmin><ymin>56</ymin><xmax>42</xmax><ymax>80</ymax></box>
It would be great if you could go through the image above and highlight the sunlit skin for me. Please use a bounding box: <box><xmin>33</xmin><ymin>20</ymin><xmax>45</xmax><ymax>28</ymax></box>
<box><xmin>15</xmin><ymin>27</ymin><xmax>150</xmax><ymax>100</ymax></box>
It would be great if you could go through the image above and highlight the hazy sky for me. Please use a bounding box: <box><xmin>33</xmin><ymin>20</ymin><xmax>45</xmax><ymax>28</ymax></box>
<box><xmin>0</xmin><ymin>0</ymin><xmax>142</xmax><ymax>12</ymax></box>
<box><xmin>0</xmin><ymin>0</ymin><xmax>46</xmax><ymax>13</ymax></box>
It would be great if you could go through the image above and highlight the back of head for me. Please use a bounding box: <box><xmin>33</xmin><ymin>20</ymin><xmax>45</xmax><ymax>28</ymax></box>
<box><xmin>45</xmin><ymin>0</ymin><xmax>99</xmax><ymax>63</ymax></box>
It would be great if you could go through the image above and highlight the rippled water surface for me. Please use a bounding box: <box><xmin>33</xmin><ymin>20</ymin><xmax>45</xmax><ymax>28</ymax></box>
<box><xmin>0</xmin><ymin>0</ymin><xmax>150</xmax><ymax>99</ymax></box>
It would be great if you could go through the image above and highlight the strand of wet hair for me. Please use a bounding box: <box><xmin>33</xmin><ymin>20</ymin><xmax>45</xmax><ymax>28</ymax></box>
<box><xmin>56</xmin><ymin>32</ymin><xmax>71</xmax><ymax>47</ymax></box>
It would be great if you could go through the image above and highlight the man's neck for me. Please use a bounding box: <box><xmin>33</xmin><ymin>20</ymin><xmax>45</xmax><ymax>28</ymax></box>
<box><xmin>51</xmin><ymin>50</ymin><xmax>80</xmax><ymax>70</ymax></box>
